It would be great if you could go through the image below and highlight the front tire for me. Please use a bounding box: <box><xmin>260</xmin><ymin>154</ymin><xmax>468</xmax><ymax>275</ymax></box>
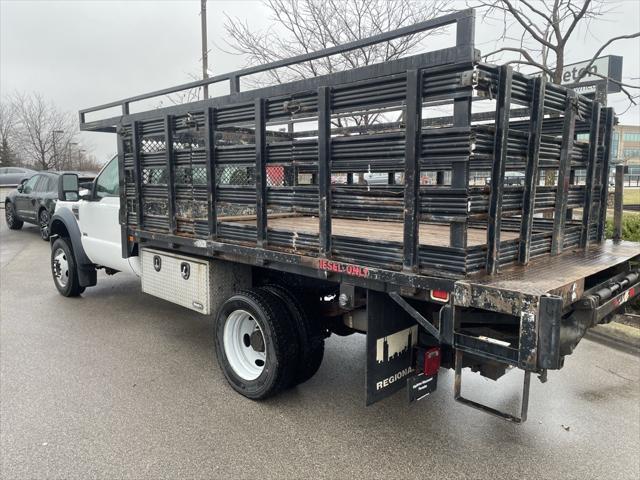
<box><xmin>5</xmin><ymin>202</ymin><xmax>23</xmax><ymax>230</ymax></box>
<box><xmin>39</xmin><ymin>209</ymin><xmax>51</xmax><ymax>241</ymax></box>
<box><xmin>214</xmin><ymin>289</ymin><xmax>299</xmax><ymax>400</ymax></box>
<box><xmin>51</xmin><ymin>237</ymin><xmax>83</xmax><ymax>297</ymax></box>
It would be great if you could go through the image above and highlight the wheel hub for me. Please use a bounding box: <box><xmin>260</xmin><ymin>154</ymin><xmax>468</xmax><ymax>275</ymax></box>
<box><xmin>250</xmin><ymin>330</ymin><xmax>265</xmax><ymax>352</ymax></box>
<box><xmin>40</xmin><ymin>212</ymin><xmax>49</xmax><ymax>238</ymax></box>
<box><xmin>223</xmin><ymin>310</ymin><xmax>267</xmax><ymax>380</ymax></box>
<box><xmin>53</xmin><ymin>248</ymin><xmax>69</xmax><ymax>287</ymax></box>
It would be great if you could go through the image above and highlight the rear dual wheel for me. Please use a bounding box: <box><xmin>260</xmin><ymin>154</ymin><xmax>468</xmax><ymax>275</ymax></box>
<box><xmin>259</xmin><ymin>285</ymin><xmax>324</xmax><ymax>385</ymax></box>
<box><xmin>215</xmin><ymin>289</ymin><xmax>299</xmax><ymax>400</ymax></box>
<box><xmin>214</xmin><ymin>286</ymin><xmax>325</xmax><ymax>400</ymax></box>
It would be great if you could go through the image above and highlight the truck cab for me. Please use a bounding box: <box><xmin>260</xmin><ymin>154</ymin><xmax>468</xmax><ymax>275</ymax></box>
<box><xmin>49</xmin><ymin>157</ymin><xmax>140</xmax><ymax>296</ymax></box>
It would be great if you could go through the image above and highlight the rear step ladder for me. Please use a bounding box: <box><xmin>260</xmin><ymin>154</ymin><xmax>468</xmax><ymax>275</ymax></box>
<box><xmin>453</xmin><ymin>350</ymin><xmax>532</xmax><ymax>423</ymax></box>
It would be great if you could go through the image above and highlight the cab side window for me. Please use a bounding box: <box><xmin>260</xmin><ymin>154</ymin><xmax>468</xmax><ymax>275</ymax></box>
<box><xmin>22</xmin><ymin>175</ymin><xmax>40</xmax><ymax>194</ymax></box>
<box><xmin>95</xmin><ymin>158</ymin><xmax>119</xmax><ymax>198</ymax></box>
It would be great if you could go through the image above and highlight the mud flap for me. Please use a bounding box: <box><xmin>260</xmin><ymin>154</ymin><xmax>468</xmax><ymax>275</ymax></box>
<box><xmin>365</xmin><ymin>290</ymin><xmax>418</xmax><ymax>405</ymax></box>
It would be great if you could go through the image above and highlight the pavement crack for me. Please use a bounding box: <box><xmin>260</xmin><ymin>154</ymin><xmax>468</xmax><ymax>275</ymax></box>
<box><xmin>595</xmin><ymin>365</ymin><xmax>636</xmax><ymax>382</ymax></box>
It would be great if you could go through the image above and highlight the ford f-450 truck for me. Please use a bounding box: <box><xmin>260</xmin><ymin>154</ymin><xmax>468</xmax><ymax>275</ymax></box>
<box><xmin>49</xmin><ymin>10</ymin><xmax>639</xmax><ymax>422</ymax></box>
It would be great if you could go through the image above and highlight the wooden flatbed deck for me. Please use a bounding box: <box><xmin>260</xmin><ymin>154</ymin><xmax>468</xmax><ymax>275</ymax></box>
<box><xmin>224</xmin><ymin>215</ymin><xmax>519</xmax><ymax>248</ymax></box>
<box><xmin>460</xmin><ymin>240</ymin><xmax>640</xmax><ymax>297</ymax></box>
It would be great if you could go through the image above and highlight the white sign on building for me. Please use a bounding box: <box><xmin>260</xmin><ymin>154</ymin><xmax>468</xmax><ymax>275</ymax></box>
<box><xmin>555</xmin><ymin>55</ymin><xmax>623</xmax><ymax>93</ymax></box>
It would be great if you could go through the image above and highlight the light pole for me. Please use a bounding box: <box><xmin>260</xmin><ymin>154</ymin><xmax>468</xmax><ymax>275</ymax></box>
<box><xmin>78</xmin><ymin>149</ymin><xmax>86</xmax><ymax>170</ymax></box>
<box><xmin>51</xmin><ymin>129</ymin><xmax>64</xmax><ymax>170</ymax></box>
<box><xmin>67</xmin><ymin>142</ymin><xmax>78</xmax><ymax>170</ymax></box>
<box><xmin>201</xmin><ymin>0</ymin><xmax>209</xmax><ymax>99</ymax></box>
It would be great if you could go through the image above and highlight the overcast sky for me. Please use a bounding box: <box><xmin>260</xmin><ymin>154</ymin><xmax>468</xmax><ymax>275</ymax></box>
<box><xmin>2</xmin><ymin>0</ymin><xmax>639</xmax><ymax>164</ymax></box>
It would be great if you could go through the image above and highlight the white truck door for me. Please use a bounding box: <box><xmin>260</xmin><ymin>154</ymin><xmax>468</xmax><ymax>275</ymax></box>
<box><xmin>79</xmin><ymin>158</ymin><xmax>130</xmax><ymax>272</ymax></box>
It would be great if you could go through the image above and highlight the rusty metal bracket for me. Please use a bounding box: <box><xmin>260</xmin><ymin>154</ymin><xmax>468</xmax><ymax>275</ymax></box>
<box><xmin>568</xmin><ymin>93</ymin><xmax>583</xmax><ymax>120</ymax></box>
<box><xmin>283</xmin><ymin>100</ymin><xmax>302</xmax><ymax>114</ymax></box>
<box><xmin>389</xmin><ymin>292</ymin><xmax>440</xmax><ymax>340</ymax></box>
<box><xmin>454</xmin><ymin>350</ymin><xmax>531</xmax><ymax>423</ymax></box>
<box><xmin>460</xmin><ymin>69</ymin><xmax>478</xmax><ymax>88</ymax></box>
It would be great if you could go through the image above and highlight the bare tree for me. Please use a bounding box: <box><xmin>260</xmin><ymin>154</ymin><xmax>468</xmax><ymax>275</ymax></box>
<box><xmin>73</xmin><ymin>150</ymin><xmax>104</xmax><ymax>172</ymax></box>
<box><xmin>81</xmin><ymin>155</ymin><xmax>105</xmax><ymax>173</ymax></box>
<box><xmin>223</xmin><ymin>0</ymin><xmax>448</xmax><ymax>90</ymax></box>
<box><xmin>222</xmin><ymin>0</ymin><xmax>448</xmax><ymax>132</ymax></box>
<box><xmin>61</xmin><ymin>143</ymin><xmax>105</xmax><ymax>172</ymax></box>
<box><xmin>475</xmin><ymin>0</ymin><xmax>639</xmax><ymax>105</ymax></box>
<box><xmin>11</xmin><ymin>92</ymin><xmax>77</xmax><ymax>170</ymax></box>
<box><xmin>157</xmin><ymin>73</ymin><xmax>203</xmax><ymax>108</ymax></box>
<box><xmin>0</xmin><ymin>101</ymin><xmax>19</xmax><ymax>167</ymax></box>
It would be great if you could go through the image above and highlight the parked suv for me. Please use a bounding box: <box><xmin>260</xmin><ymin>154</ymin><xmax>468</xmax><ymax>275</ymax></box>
<box><xmin>5</xmin><ymin>171</ymin><xmax>95</xmax><ymax>240</ymax></box>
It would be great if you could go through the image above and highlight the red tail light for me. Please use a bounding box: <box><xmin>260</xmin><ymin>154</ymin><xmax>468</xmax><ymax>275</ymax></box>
<box><xmin>430</xmin><ymin>289</ymin><xmax>449</xmax><ymax>302</ymax></box>
<box><xmin>423</xmin><ymin>347</ymin><xmax>441</xmax><ymax>376</ymax></box>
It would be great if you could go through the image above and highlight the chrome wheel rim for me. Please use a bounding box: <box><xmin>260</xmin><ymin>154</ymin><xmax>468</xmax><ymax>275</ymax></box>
<box><xmin>40</xmin><ymin>211</ymin><xmax>49</xmax><ymax>238</ymax></box>
<box><xmin>52</xmin><ymin>248</ymin><xmax>69</xmax><ymax>288</ymax></box>
<box><xmin>5</xmin><ymin>204</ymin><xmax>14</xmax><ymax>224</ymax></box>
<box><xmin>223</xmin><ymin>309</ymin><xmax>266</xmax><ymax>381</ymax></box>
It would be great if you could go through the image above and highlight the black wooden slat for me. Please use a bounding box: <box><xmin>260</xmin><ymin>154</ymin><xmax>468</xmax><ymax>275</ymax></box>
<box><xmin>486</xmin><ymin>65</ymin><xmax>512</xmax><ymax>274</ymax></box>
<box><xmin>255</xmin><ymin>99</ymin><xmax>267</xmax><ymax>247</ymax></box>
<box><xmin>597</xmin><ymin>108</ymin><xmax>615</xmax><ymax>242</ymax></box>
<box><xmin>131</xmin><ymin>121</ymin><xmax>144</xmax><ymax>229</ymax></box>
<box><xmin>318</xmin><ymin>86</ymin><xmax>332</xmax><ymax>256</ymax></box>
<box><xmin>116</xmin><ymin>126</ymin><xmax>129</xmax><ymax>258</ymax></box>
<box><xmin>450</xmin><ymin>91</ymin><xmax>472</xmax><ymax>249</ymax></box>
<box><xmin>551</xmin><ymin>91</ymin><xmax>577</xmax><ymax>255</ymax></box>
<box><xmin>204</xmin><ymin>107</ymin><xmax>217</xmax><ymax>238</ymax></box>
<box><xmin>518</xmin><ymin>77</ymin><xmax>545</xmax><ymax>264</ymax></box>
<box><xmin>579</xmin><ymin>101</ymin><xmax>601</xmax><ymax>247</ymax></box>
<box><xmin>403</xmin><ymin>69</ymin><xmax>422</xmax><ymax>271</ymax></box>
<box><xmin>164</xmin><ymin>115</ymin><xmax>177</xmax><ymax>234</ymax></box>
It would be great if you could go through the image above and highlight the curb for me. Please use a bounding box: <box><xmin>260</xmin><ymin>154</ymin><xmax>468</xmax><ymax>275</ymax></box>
<box><xmin>585</xmin><ymin>318</ymin><xmax>640</xmax><ymax>356</ymax></box>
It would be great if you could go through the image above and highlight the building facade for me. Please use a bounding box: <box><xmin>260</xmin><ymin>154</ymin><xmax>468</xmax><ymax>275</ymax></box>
<box><xmin>612</xmin><ymin>124</ymin><xmax>640</xmax><ymax>175</ymax></box>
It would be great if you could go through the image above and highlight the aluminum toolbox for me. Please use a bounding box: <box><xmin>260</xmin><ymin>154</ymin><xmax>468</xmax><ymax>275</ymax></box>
<box><xmin>141</xmin><ymin>248</ymin><xmax>212</xmax><ymax>314</ymax></box>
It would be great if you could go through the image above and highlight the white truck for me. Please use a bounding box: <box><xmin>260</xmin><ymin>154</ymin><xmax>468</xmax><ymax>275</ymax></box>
<box><xmin>48</xmin><ymin>9</ymin><xmax>640</xmax><ymax>423</ymax></box>
<box><xmin>51</xmin><ymin>157</ymin><xmax>138</xmax><ymax>289</ymax></box>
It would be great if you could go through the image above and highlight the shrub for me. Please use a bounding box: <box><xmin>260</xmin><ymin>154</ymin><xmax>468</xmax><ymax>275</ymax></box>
<box><xmin>605</xmin><ymin>213</ymin><xmax>640</xmax><ymax>242</ymax></box>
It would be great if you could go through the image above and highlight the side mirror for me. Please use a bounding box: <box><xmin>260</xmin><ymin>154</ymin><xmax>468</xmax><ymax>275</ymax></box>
<box><xmin>17</xmin><ymin>178</ymin><xmax>27</xmax><ymax>193</ymax></box>
<box><xmin>58</xmin><ymin>173</ymin><xmax>79</xmax><ymax>202</ymax></box>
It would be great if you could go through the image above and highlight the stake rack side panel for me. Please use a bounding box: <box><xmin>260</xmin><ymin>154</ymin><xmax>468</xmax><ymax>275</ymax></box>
<box><xmin>102</xmin><ymin>9</ymin><xmax>608</xmax><ymax>281</ymax></box>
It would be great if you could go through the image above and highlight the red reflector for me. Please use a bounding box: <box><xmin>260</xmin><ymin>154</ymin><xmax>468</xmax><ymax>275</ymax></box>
<box><xmin>430</xmin><ymin>289</ymin><xmax>449</xmax><ymax>302</ymax></box>
<box><xmin>423</xmin><ymin>347</ymin><xmax>441</xmax><ymax>376</ymax></box>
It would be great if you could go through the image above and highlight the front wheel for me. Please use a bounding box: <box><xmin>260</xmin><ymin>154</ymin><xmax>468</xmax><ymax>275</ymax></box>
<box><xmin>5</xmin><ymin>202</ymin><xmax>23</xmax><ymax>230</ymax></box>
<box><xmin>214</xmin><ymin>289</ymin><xmax>299</xmax><ymax>400</ymax></box>
<box><xmin>39</xmin><ymin>209</ymin><xmax>51</xmax><ymax>241</ymax></box>
<box><xmin>51</xmin><ymin>237</ymin><xmax>83</xmax><ymax>297</ymax></box>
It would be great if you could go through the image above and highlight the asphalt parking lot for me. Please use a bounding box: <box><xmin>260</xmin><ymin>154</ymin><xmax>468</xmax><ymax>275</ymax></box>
<box><xmin>1</xmin><ymin>219</ymin><xmax>639</xmax><ymax>479</ymax></box>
